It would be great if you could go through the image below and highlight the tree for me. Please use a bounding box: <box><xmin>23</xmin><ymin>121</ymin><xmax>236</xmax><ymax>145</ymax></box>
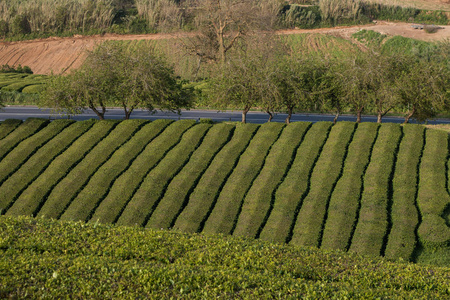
<box><xmin>395</xmin><ymin>57</ymin><xmax>449</xmax><ymax>123</ymax></box>
<box><xmin>42</xmin><ymin>42</ymin><xmax>191</xmax><ymax>120</ymax></box>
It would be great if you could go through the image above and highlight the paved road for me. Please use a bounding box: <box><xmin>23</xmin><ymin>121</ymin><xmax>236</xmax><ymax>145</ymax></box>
<box><xmin>1</xmin><ymin>106</ymin><xmax>450</xmax><ymax>125</ymax></box>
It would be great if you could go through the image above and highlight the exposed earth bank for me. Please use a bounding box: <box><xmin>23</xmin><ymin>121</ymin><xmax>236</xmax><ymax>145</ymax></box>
<box><xmin>0</xmin><ymin>21</ymin><xmax>449</xmax><ymax>75</ymax></box>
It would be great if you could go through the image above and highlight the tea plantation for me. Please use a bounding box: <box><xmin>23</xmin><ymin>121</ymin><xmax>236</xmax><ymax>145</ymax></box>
<box><xmin>1</xmin><ymin>118</ymin><xmax>449</xmax><ymax>263</ymax></box>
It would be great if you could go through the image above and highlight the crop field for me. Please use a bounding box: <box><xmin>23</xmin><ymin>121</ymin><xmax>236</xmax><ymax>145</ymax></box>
<box><xmin>0</xmin><ymin>118</ymin><xmax>449</xmax><ymax>265</ymax></box>
<box><xmin>0</xmin><ymin>73</ymin><xmax>48</xmax><ymax>94</ymax></box>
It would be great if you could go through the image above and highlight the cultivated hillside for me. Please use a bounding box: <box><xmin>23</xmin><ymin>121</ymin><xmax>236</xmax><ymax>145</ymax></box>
<box><xmin>0</xmin><ymin>118</ymin><xmax>449</xmax><ymax>265</ymax></box>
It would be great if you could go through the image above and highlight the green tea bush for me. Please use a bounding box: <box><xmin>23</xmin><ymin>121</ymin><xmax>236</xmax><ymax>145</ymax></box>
<box><xmin>290</xmin><ymin>122</ymin><xmax>356</xmax><ymax>247</ymax></box>
<box><xmin>233</xmin><ymin>122</ymin><xmax>310</xmax><ymax>239</ymax></box>
<box><xmin>3</xmin><ymin>120</ymin><xmax>92</xmax><ymax>216</ymax></box>
<box><xmin>259</xmin><ymin>122</ymin><xmax>332</xmax><ymax>243</ymax></box>
<box><xmin>321</xmin><ymin>122</ymin><xmax>378</xmax><ymax>251</ymax></box>
<box><xmin>62</xmin><ymin>120</ymin><xmax>170</xmax><ymax>223</ymax></box>
<box><xmin>116</xmin><ymin>124</ymin><xmax>211</xmax><ymax>227</ymax></box>
<box><xmin>14</xmin><ymin>121</ymin><xmax>115</xmax><ymax>218</ymax></box>
<box><xmin>146</xmin><ymin>123</ymin><xmax>234</xmax><ymax>230</ymax></box>
<box><xmin>2</xmin><ymin>216</ymin><xmax>449</xmax><ymax>298</ymax></box>
<box><xmin>173</xmin><ymin>123</ymin><xmax>259</xmax><ymax>233</ymax></box>
<box><xmin>89</xmin><ymin>120</ymin><xmax>194</xmax><ymax>224</ymax></box>
<box><xmin>0</xmin><ymin>119</ymin><xmax>22</xmax><ymax>140</ymax></box>
<box><xmin>0</xmin><ymin>118</ymin><xmax>48</xmax><ymax>161</ymax></box>
<box><xmin>0</xmin><ymin>119</ymin><xmax>71</xmax><ymax>187</ymax></box>
<box><xmin>38</xmin><ymin>120</ymin><xmax>136</xmax><ymax>219</ymax></box>
<box><xmin>202</xmin><ymin>122</ymin><xmax>284</xmax><ymax>235</ymax></box>
<box><xmin>349</xmin><ymin>123</ymin><xmax>402</xmax><ymax>257</ymax></box>
<box><xmin>417</xmin><ymin>129</ymin><xmax>450</xmax><ymax>250</ymax></box>
<box><xmin>384</xmin><ymin>125</ymin><xmax>424</xmax><ymax>261</ymax></box>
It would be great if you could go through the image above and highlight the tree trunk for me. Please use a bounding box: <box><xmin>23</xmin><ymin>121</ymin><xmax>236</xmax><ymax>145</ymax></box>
<box><xmin>333</xmin><ymin>111</ymin><xmax>340</xmax><ymax>124</ymax></box>
<box><xmin>266</xmin><ymin>110</ymin><xmax>273</xmax><ymax>122</ymax></box>
<box><xmin>90</xmin><ymin>105</ymin><xmax>105</xmax><ymax>120</ymax></box>
<box><xmin>123</xmin><ymin>104</ymin><xmax>134</xmax><ymax>120</ymax></box>
<box><xmin>377</xmin><ymin>112</ymin><xmax>382</xmax><ymax>123</ymax></box>
<box><xmin>242</xmin><ymin>107</ymin><xmax>250</xmax><ymax>123</ymax></box>
<box><xmin>285</xmin><ymin>107</ymin><xmax>293</xmax><ymax>124</ymax></box>
<box><xmin>403</xmin><ymin>107</ymin><xmax>416</xmax><ymax>124</ymax></box>
<box><xmin>356</xmin><ymin>108</ymin><xmax>363</xmax><ymax>123</ymax></box>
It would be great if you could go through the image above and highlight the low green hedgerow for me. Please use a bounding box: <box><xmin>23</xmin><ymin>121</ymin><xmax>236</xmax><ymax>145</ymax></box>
<box><xmin>1</xmin><ymin>216</ymin><xmax>449</xmax><ymax>299</ymax></box>
<box><xmin>0</xmin><ymin>119</ymin><xmax>22</xmax><ymax>140</ymax></box>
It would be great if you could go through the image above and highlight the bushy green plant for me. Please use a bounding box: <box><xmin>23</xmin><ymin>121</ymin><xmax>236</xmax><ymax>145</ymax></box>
<box><xmin>0</xmin><ymin>119</ymin><xmax>22</xmax><ymax>140</ymax></box>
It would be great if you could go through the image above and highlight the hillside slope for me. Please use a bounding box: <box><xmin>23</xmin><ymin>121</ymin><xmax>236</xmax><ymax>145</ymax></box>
<box><xmin>0</xmin><ymin>119</ymin><xmax>449</xmax><ymax>265</ymax></box>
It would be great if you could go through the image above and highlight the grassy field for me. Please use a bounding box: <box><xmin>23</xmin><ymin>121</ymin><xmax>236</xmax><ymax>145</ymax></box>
<box><xmin>0</xmin><ymin>118</ymin><xmax>449</xmax><ymax>268</ymax></box>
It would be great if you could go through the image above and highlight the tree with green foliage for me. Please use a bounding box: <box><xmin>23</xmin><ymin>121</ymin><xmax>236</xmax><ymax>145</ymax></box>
<box><xmin>42</xmin><ymin>42</ymin><xmax>191</xmax><ymax>120</ymax></box>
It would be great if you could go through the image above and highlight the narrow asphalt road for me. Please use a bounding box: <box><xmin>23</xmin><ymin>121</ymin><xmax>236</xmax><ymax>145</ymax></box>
<box><xmin>1</xmin><ymin>106</ymin><xmax>450</xmax><ymax>125</ymax></box>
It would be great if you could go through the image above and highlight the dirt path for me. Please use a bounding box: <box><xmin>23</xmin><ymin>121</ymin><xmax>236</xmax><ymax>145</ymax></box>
<box><xmin>0</xmin><ymin>21</ymin><xmax>448</xmax><ymax>75</ymax></box>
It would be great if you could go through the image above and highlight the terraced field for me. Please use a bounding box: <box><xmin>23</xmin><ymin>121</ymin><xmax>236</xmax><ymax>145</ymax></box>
<box><xmin>0</xmin><ymin>118</ymin><xmax>449</xmax><ymax>263</ymax></box>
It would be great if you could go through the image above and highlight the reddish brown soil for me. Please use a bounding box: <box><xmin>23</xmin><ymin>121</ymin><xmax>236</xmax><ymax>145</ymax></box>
<box><xmin>0</xmin><ymin>22</ymin><xmax>448</xmax><ymax>75</ymax></box>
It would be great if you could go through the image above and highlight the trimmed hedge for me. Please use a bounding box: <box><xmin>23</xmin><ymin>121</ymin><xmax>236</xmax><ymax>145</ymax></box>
<box><xmin>146</xmin><ymin>123</ymin><xmax>235</xmax><ymax>230</ymax></box>
<box><xmin>321</xmin><ymin>122</ymin><xmax>378</xmax><ymax>251</ymax></box>
<box><xmin>116</xmin><ymin>124</ymin><xmax>211</xmax><ymax>227</ymax></box>
<box><xmin>0</xmin><ymin>119</ymin><xmax>72</xmax><ymax>188</ymax></box>
<box><xmin>89</xmin><ymin>120</ymin><xmax>195</xmax><ymax>225</ymax></box>
<box><xmin>0</xmin><ymin>118</ymin><xmax>48</xmax><ymax>161</ymax></box>
<box><xmin>1</xmin><ymin>216</ymin><xmax>450</xmax><ymax>299</ymax></box>
<box><xmin>17</xmin><ymin>121</ymin><xmax>116</xmax><ymax>218</ymax></box>
<box><xmin>349</xmin><ymin>123</ymin><xmax>402</xmax><ymax>257</ymax></box>
<box><xmin>417</xmin><ymin>129</ymin><xmax>450</xmax><ymax>250</ymax></box>
<box><xmin>62</xmin><ymin>120</ymin><xmax>171</xmax><ymax>223</ymax></box>
<box><xmin>202</xmin><ymin>122</ymin><xmax>284</xmax><ymax>236</ymax></box>
<box><xmin>290</xmin><ymin>122</ymin><xmax>356</xmax><ymax>248</ymax></box>
<box><xmin>39</xmin><ymin>120</ymin><xmax>137</xmax><ymax>220</ymax></box>
<box><xmin>2</xmin><ymin>120</ymin><xmax>94</xmax><ymax>216</ymax></box>
<box><xmin>173</xmin><ymin>123</ymin><xmax>259</xmax><ymax>234</ymax></box>
<box><xmin>0</xmin><ymin>119</ymin><xmax>22</xmax><ymax>140</ymax></box>
<box><xmin>259</xmin><ymin>122</ymin><xmax>332</xmax><ymax>244</ymax></box>
<box><xmin>233</xmin><ymin>122</ymin><xmax>311</xmax><ymax>239</ymax></box>
<box><xmin>384</xmin><ymin>124</ymin><xmax>424</xmax><ymax>261</ymax></box>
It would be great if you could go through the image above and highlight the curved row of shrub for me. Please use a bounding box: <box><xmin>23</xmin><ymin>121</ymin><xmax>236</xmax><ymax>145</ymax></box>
<box><xmin>61</xmin><ymin>120</ymin><xmax>171</xmax><ymax>223</ymax></box>
<box><xmin>116</xmin><ymin>123</ymin><xmax>211</xmax><ymax>227</ymax></box>
<box><xmin>0</xmin><ymin>118</ymin><xmax>48</xmax><ymax>161</ymax></box>
<box><xmin>3</xmin><ymin>120</ymin><xmax>94</xmax><ymax>216</ymax></box>
<box><xmin>173</xmin><ymin>123</ymin><xmax>259</xmax><ymax>234</ymax></box>
<box><xmin>0</xmin><ymin>119</ymin><xmax>71</xmax><ymax>187</ymax></box>
<box><xmin>202</xmin><ymin>123</ymin><xmax>285</xmax><ymax>236</ymax></box>
<box><xmin>0</xmin><ymin>119</ymin><xmax>22</xmax><ymax>141</ymax></box>
<box><xmin>321</xmin><ymin>122</ymin><xmax>379</xmax><ymax>252</ymax></box>
<box><xmin>89</xmin><ymin>120</ymin><xmax>195</xmax><ymax>225</ymax></box>
<box><xmin>384</xmin><ymin>124</ymin><xmax>424</xmax><ymax>261</ymax></box>
<box><xmin>146</xmin><ymin>123</ymin><xmax>235</xmax><ymax>230</ymax></box>
<box><xmin>290</xmin><ymin>122</ymin><xmax>356</xmax><ymax>247</ymax></box>
<box><xmin>259</xmin><ymin>122</ymin><xmax>332</xmax><ymax>244</ymax></box>
<box><xmin>233</xmin><ymin>122</ymin><xmax>311</xmax><ymax>239</ymax></box>
<box><xmin>349</xmin><ymin>123</ymin><xmax>402</xmax><ymax>257</ymax></box>
<box><xmin>417</xmin><ymin>129</ymin><xmax>450</xmax><ymax>250</ymax></box>
<box><xmin>14</xmin><ymin>121</ymin><xmax>117</xmax><ymax>218</ymax></box>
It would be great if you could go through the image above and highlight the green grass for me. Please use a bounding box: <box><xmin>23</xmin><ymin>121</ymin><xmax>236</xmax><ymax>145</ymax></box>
<box><xmin>0</xmin><ymin>119</ymin><xmax>72</xmax><ymax>188</ymax></box>
<box><xmin>233</xmin><ymin>122</ymin><xmax>311</xmax><ymax>239</ymax></box>
<box><xmin>384</xmin><ymin>124</ymin><xmax>424</xmax><ymax>261</ymax></box>
<box><xmin>0</xmin><ymin>118</ymin><xmax>48</xmax><ymax>161</ymax></box>
<box><xmin>173</xmin><ymin>123</ymin><xmax>259</xmax><ymax>234</ymax></box>
<box><xmin>290</xmin><ymin>122</ymin><xmax>356</xmax><ymax>248</ymax></box>
<box><xmin>61</xmin><ymin>120</ymin><xmax>170</xmax><ymax>223</ymax></box>
<box><xmin>321</xmin><ymin>122</ymin><xmax>379</xmax><ymax>251</ymax></box>
<box><xmin>202</xmin><ymin>122</ymin><xmax>285</xmax><ymax>236</ymax></box>
<box><xmin>1</xmin><ymin>216</ymin><xmax>450</xmax><ymax>299</ymax></box>
<box><xmin>116</xmin><ymin>123</ymin><xmax>211</xmax><ymax>227</ymax></box>
<box><xmin>14</xmin><ymin>121</ymin><xmax>116</xmax><ymax>218</ymax></box>
<box><xmin>259</xmin><ymin>122</ymin><xmax>332</xmax><ymax>244</ymax></box>
<box><xmin>349</xmin><ymin>123</ymin><xmax>402</xmax><ymax>257</ymax></box>
<box><xmin>146</xmin><ymin>123</ymin><xmax>234</xmax><ymax>230</ymax></box>
<box><xmin>89</xmin><ymin>120</ymin><xmax>194</xmax><ymax>224</ymax></box>
<box><xmin>0</xmin><ymin>119</ymin><xmax>22</xmax><ymax>140</ymax></box>
<box><xmin>416</xmin><ymin>129</ymin><xmax>450</xmax><ymax>250</ymax></box>
<box><xmin>2</xmin><ymin>120</ymin><xmax>93</xmax><ymax>216</ymax></box>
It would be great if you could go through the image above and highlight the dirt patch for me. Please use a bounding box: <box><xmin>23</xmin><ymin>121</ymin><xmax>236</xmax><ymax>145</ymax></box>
<box><xmin>0</xmin><ymin>22</ymin><xmax>448</xmax><ymax>75</ymax></box>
